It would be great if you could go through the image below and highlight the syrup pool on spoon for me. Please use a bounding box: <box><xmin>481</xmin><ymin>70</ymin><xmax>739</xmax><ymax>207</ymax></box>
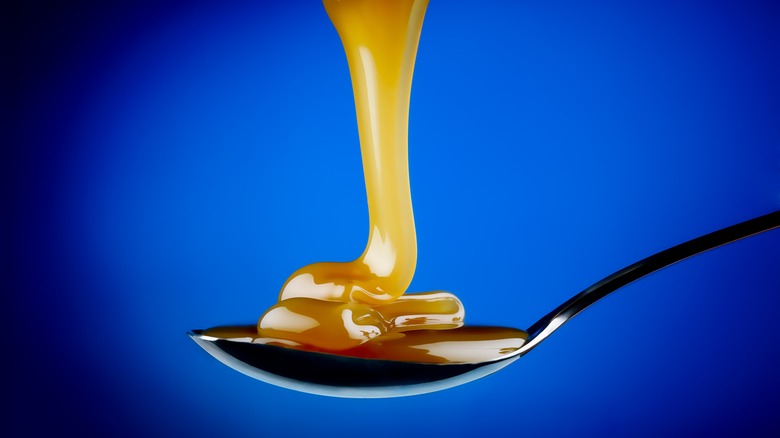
<box><xmin>188</xmin><ymin>0</ymin><xmax>780</xmax><ymax>397</ymax></box>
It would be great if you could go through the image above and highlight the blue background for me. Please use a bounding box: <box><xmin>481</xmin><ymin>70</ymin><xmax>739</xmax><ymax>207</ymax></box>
<box><xmin>6</xmin><ymin>0</ymin><xmax>779</xmax><ymax>436</ymax></box>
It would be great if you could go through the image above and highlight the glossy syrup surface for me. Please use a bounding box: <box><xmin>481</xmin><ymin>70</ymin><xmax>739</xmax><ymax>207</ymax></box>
<box><xmin>203</xmin><ymin>325</ymin><xmax>528</xmax><ymax>364</ymax></box>
<box><xmin>245</xmin><ymin>0</ymin><xmax>528</xmax><ymax>361</ymax></box>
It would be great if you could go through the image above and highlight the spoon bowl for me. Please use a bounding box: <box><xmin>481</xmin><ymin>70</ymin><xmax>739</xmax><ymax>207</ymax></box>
<box><xmin>189</xmin><ymin>329</ymin><xmax>522</xmax><ymax>397</ymax></box>
<box><xmin>190</xmin><ymin>210</ymin><xmax>779</xmax><ymax>398</ymax></box>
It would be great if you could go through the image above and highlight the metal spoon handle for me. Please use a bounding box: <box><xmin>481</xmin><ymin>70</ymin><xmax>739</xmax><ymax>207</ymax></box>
<box><xmin>519</xmin><ymin>210</ymin><xmax>780</xmax><ymax>356</ymax></box>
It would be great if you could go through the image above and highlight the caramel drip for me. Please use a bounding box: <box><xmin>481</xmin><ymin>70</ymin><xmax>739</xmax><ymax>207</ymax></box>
<box><xmin>256</xmin><ymin>0</ymin><xmax>474</xmax><ymax>352</ymax></box>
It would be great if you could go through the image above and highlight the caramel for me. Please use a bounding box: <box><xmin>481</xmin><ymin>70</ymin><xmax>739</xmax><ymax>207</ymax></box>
<box><xmin>249</xmin><ymin>0</ymin><xmax>528</xmax><ymax>359</ymax></box>
<box><xmin>203</xmin><ymin>325</ymin><xmax>528</xmax><ymax>364</ymax></box>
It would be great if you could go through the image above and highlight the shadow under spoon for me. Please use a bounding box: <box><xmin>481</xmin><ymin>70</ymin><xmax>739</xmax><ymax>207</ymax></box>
<box><xmin>189</xmin><ymin>210</ymin><xmax>779</xmax><ymax>398</ymax></box>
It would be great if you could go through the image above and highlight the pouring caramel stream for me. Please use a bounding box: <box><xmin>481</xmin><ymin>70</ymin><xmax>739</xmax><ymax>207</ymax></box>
<box><xmin>279</xmin><ymin>0</ymin><xmax>426</xmax><ymax>306</ymax></box>
<box><xmin>207</xmin><ymin>0</ymin><xmax>528</xmax><ymax>362</ymax></box>
<box><xmin>255</xmin><ymin>0</ymin><xmax>468</xmax><ymax>352</ymax></box>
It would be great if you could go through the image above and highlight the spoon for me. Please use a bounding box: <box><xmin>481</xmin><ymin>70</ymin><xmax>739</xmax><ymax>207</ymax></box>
<box><xmin>189</xmin><ymin>210</ymin><xmax>779</xmax><ymax>398</ymax></box>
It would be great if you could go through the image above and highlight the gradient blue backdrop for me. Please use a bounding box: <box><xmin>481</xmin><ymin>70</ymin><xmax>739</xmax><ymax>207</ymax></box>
<box><xmin>6</xmin><ymin>0</ymin><xmax>780</xmax><ymax>436</ymax></box>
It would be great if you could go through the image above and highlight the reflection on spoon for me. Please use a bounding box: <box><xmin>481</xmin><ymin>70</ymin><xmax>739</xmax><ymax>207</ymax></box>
<box><xmin>189</xmin><ymin>210</ymin><xmax>779</xmax><ymax>398</ymax></box>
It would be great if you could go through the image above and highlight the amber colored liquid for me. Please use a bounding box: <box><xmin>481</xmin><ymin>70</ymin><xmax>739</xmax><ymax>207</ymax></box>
<box><xmin>203</xmin><ymin>325</ymin><xmax>528</xmax><ymax>364</ymax></box>
<box><xmin>243</xmin><ymin>0</ymin><xmax>528</xmax><ymax>361</ymax></box>
<box><xmin>276</xmin><ymin>0</ymin><xmax>427</xmax><ymax>306</ymax></box>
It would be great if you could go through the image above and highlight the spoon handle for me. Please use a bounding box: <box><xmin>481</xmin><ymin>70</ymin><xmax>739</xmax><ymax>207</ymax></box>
<box><xmin>520</xmin><ymin>210</ymin><xmax>780</xmax><ymax>355</ymax></box>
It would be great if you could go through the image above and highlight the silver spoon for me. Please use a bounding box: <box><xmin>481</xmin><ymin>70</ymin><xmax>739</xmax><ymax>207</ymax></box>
<box><xmin>189</xmin><ymin>210</ymin><xmax>779</xmax><ymax>398</ymax></box>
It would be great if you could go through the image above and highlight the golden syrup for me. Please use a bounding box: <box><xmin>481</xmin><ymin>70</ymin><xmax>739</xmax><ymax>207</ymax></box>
<box><xmin>274</xmin><ymin>0</ymin><xmax>426</xmax><ymax>307</ymax></box>
<box><xmin>202</xmin><ymin>325</ymin><xmax>528</xmax><ymax>364</ymax></box>
<box><xmin>245</xmin><ymin>0</ymin><xmax>529</xmax><ymax>360</ymax></box>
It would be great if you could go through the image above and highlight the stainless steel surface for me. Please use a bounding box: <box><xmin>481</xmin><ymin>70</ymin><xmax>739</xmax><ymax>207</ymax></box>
<box><xmin>190</xmin><ymin>210</ymin><xmax>780</xmax><ymax>398</ymax></box>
